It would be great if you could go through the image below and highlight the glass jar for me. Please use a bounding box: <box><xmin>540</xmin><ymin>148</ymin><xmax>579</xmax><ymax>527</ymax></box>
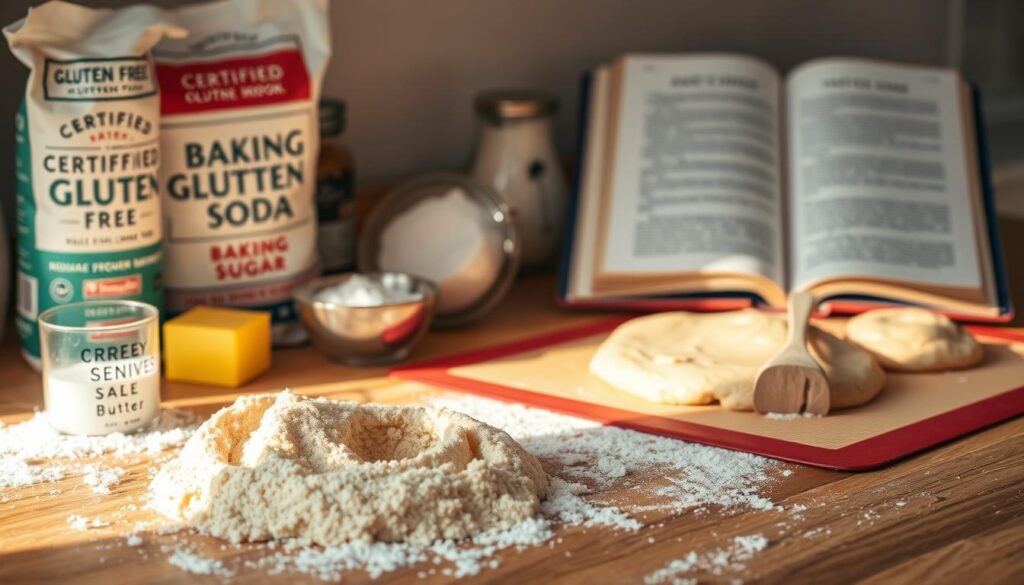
<box><xmin>38</xmin><ymin>300</ymin><xmax>161</xmax><ymax>435</ymax></box>
<box><xmin>316</xmin><ymin>98</ymin><xmax>356</xmax><ymax>274</ymax></box>
<box><xmin>471</xmin><ymin>90</ymin><xmax>568</xmax><ymax>272</ymax></box>
<box><xmin>358</xmin><ymin>173</ymin><xmax>520</xmax><ymax>327</ymax></box>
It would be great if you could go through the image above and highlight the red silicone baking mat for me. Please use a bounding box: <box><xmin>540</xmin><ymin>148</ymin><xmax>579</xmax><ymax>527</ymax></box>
<box><xmin>392</xmin><ymin>317</ymin><xmax>1024</xmax><ymax>471</ymax></box>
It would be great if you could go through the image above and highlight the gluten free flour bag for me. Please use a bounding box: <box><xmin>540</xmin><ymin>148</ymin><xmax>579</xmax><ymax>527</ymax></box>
<box><xmin>155</xmin><ymin>0</ymin><xmax>330</xmax><ymax>344</ymax></box>
<box><xmin>4</xmin><ymin>2</ymin><xmax>184</xmax><ymax>367</ymax></box>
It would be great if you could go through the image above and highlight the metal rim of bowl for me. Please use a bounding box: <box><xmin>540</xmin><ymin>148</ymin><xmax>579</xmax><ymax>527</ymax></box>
<box><xmin>357</xmin><ymin>173</ymin><xmax>521</xmax><ymax>328</ymax></box>
<box><xmin>293</xmin><ymin>272</ymin><xmax>439</xmax><ymax>309</ymax></box>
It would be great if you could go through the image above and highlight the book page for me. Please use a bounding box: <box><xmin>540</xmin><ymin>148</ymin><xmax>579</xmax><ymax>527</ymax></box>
<box><xmin>599</xmin><ymin>54</ymin><xmax>783</xmax><ymax>284</ymax></box>
<box><xmin>787</xmin><ymin>59</ymin><xmax>982</xmax><ymax>292</ymax></box>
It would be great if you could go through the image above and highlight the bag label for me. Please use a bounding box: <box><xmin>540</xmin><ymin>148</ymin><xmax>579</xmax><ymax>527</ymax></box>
<box><xmin>157</xmin><ymin>39</ymin><xmax>318</xmax><ymax>322</ymax></box>
<box><xmin>15</xmin><ymin>79</ymin><xmax>164</xmax><ymax>359</ymax></box>
<box><xmin>161</xmin><ymin>108</ymin><xmax>316</xmax><ymax>289</ymax></box>
<box><xmin>152</xmin><ymin>0</ymin><xmax>330</xmax><ymax>337</ymax></box>
<box><xmin>155</xmin><ymin>41</ymin><xmax>310</xmax><ymax>115</ymax></box>
<box><xmin>43</xmin><ymin>56</ymin><xmax>157</xmax><ymax>101</ymax></box>
<box><xmin>4</xmin><ymin>1</ymin><xmax>179</xmax><ymax>365</ymax></box>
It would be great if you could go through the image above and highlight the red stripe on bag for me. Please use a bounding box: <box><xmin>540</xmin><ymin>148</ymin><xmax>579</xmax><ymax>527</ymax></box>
<box><xmin>156</xmin><ymin>49</ymin><xmax>311</xmax><ymax>114</ymax></box>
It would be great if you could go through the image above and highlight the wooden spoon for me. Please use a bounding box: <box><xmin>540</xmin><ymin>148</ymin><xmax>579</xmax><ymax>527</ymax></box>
<box><xmin>753</xmin><ymin>292</ymin><xmax>831</xmax><ymax>416</ymax></box>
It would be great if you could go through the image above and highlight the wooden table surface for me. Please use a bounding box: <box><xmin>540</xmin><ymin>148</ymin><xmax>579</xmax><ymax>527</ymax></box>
<box><xmin>4</xmin><ymin>220</ymin><xmax>1024</xmax><ymax>584</ymax></box>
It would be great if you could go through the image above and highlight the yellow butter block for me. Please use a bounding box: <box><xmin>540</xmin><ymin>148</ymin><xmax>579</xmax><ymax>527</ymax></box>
<box><xmin>163</xmin><ymin>306</ymin><xmax>271</xmax><ymax>387</ymax></box>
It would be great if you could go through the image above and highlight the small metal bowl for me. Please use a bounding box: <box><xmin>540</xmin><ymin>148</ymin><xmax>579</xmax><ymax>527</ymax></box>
<box><xmin>293</xmin><ymin>272</ymin><xmax>437</xmax><ymax>366</ymax></box>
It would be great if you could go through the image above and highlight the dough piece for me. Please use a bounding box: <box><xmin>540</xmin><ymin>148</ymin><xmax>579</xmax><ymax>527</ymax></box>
<box><xmin>151</xmin><ymin>391</ymin><xmax>548</xmax><ymax>545</ymax></box>
<box><xmin>589</xmin><ymin>310</ymin><xmax>885</xmax><ymax>411</ymax></box>
<box><xmin>846</xmin><ymin>308</ymin><xmax>983</xmax><ymax>372</ymax></box>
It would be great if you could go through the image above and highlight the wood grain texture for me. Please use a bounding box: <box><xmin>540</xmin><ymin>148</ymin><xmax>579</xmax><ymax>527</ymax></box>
<box><xmin>3</xmin><ymin>216</ymin><xmax>1024</xmax><ymax>584</ymax></box>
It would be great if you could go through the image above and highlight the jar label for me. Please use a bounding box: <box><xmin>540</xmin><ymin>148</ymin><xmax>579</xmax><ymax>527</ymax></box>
<box><xmin>46</xmin><ymin>354</ymin><xmax>160</xmax><ymax>435</ymax></box>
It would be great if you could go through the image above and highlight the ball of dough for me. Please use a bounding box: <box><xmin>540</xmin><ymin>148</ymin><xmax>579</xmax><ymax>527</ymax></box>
<box><xmin>588</xmin><ymin>310</ymin><xmax>885</xmax><ymax>411</ymax></box>
<box><xmin>846</xmin><ymin>308</ymin><xmax>983</xmax><ymax>372</ymax></box>
<box><xmin>150</xmin><ymin>391</ymin><xmax>548</xmax><ymax>545</ymax></box>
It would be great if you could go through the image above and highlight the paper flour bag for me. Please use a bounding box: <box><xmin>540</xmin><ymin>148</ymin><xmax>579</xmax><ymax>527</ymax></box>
<box><xmin>4</xmin><ymin>1</ymin><xmax>184</xmax><ymax>367</ymax></box>
<box><xmin>155</xmin><ymin>0</ymin><xmax>331</xmax><ymax>345</ymax></box>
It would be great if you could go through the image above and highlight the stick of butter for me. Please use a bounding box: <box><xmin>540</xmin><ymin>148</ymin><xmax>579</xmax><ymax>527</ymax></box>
<box><xmin>164</xmin><ymin>307</ymin><xmax>271</xmax><ymax>387</ymax></box>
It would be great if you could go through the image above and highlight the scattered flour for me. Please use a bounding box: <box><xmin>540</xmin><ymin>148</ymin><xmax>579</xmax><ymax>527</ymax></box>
<box><xmin>430</xmin><ymin>394</ymin><xmax>780</xmax><ymax>512</ymax></box>
<box><xmin>0</xmin><ymin>409</ymin><xmax>195</xmax><ymax>498</ymax></box>
<box><xmin>644</xmin><ymin>533</ymin><xmax>769</xmax><ymax>583</ymax></box>
<box><xmin>765</xmin><ymin>412</ymin><xmax>819</xmax><ymax>420</ymax></box>
<box><xmin>540</xmin><ymin>477</ymin><xmax>641</xmax><ymax>530</ymax></box>
<box><xmin>0</xmin><ymin>455</ymin><xmax>64</xmax><ymax>488</ymax></box>
<box><xmin>168</xmin><ymin>550</ymin><xmax>233</xmax><ymax>577</ymax></box>
<box><xmin>0</xmin><ymin>409</ymin><xmax>196</xmax><ymax>460</ymax></box>
<box><xmin>6</xmin><ymin>394</ymin><xmax>786</xmax><ymax>582</ymax></box>
<box><xmin>597</xmin><ymin>456</ymin><xmax>628</xmax><ymax>478</ymax></box>
<box><xmin>66</xmin><ymin>514</ymin><xmax>109</xmax><ymax>530</ymax></box>
<box><xmin>82</xmin><ymin>465</ymin><xmax>125</xmax><ymax>495</ymax></box>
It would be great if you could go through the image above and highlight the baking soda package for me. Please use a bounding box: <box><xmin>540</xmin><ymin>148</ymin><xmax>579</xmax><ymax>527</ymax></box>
<box><xmin>4</xmin><ymin>2</ymin><xmax>184</xmax><ymax>367</ymax></box>
<box><xmin>155</xmin><ymin>0</ymin><xmax>331</xmax><ymax>345</ymax></box>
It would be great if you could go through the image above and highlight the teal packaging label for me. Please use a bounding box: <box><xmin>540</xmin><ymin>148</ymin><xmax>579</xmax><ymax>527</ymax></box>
<box><xmin>13</xmin><ymin>57</ymin><xmax>165</xmax><ymax>360</ymax></box>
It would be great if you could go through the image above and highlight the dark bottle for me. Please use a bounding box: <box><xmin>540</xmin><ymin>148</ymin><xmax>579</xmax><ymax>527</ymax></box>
<box><xmin>316</xmin><ymin>98</ymin><xmax>356</xmax><ymax>274</ymax></box>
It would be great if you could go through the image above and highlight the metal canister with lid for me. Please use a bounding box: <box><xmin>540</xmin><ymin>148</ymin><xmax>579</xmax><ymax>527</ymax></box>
<box><xmin>471</xmin><ymin>90</ymin><xmax>568</xmax><ymax>272</ymax></box>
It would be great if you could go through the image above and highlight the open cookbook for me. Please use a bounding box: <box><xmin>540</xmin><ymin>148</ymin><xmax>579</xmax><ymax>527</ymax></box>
<box><xmin>559</xmin><ymin>54</ymin><xmax>1012</xmax><ymax>321</ymax></box>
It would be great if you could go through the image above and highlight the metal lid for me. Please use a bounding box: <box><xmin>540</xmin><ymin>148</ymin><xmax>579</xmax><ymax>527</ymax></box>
<box><xmin>358</xmin><ymin>173</ymin><xmax>520</xmax><ymax>328</ymax></box>
<box><xmin>474</xmin><ymin>89</ymin><xmax>558</xmax><ymax>122</ymax></box>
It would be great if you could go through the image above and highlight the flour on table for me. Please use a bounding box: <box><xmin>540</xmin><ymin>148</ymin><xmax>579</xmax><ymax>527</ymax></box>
<box><xmin>431</xmin><ymin>394</ymin><xmax>780</xmax><ymax>512</ymax></box>
<box><xmin>152</xmin><ymin>393</ymin><xmax>783</xmax><ymax>581</ymax></box>
<box><xmin>0</xmin><ymin>409</ymin><xmax>196</xmax><ymax>460</ymax></box>
<box><xmin>645</xmin><ymin>533</ymin><xmax>769</xmax><ymax>584</ymax></box>
<box><xmin>0</xmin><ymin>410</ymin><xmax>194</xmax><ymax>492</ymax></box>
<box><xmin>82</xmin><ymin>465</ymin><xmax>124</xmax><ymax>495</ymax></box>
<box><xmin>167</xmin><ymin>549</ymin><xmax>233</xmax><ymax>577</ymax></box>
<box><xmin>0</xmin><ymin>455</ymin><xmax>64</xmax><ymax>488</ymax></box>
<box><xmin>66</xmin><ymin>514</ymin><xmax>109</xmax><ymax>530</ymax></box>
<box><xmin>4</xmin><ymin>391</ymin><xmax>787</xmax><ymax>582</ymax></box>
<box><xmin>150</xmin><ymin>391</ymin><xmax>548</xmax><ymax>545</ymax></box>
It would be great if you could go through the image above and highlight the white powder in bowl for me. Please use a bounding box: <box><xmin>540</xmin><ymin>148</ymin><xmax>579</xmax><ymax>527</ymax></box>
<box><xmin>376</xmin><ymin>188</ymin><xmax>504</xmax><ymax>314</ymax></box>
<box><xmin>312</xmin><ymin>274</ymin><xmax>422</xmax><ymax>307</ymax></box>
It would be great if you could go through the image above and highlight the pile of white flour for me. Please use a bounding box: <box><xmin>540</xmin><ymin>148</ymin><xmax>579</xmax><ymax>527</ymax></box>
<box><xmin>150</xmin><ymin>392</ymin><xmax>549</xmax><ymax>545</ymax></box>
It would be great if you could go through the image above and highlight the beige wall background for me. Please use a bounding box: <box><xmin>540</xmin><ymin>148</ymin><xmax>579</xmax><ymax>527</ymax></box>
<box><xmin>0</xmin><ymin>0</ymin><xmax>954</xmax><ymax>222</ymax></box>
